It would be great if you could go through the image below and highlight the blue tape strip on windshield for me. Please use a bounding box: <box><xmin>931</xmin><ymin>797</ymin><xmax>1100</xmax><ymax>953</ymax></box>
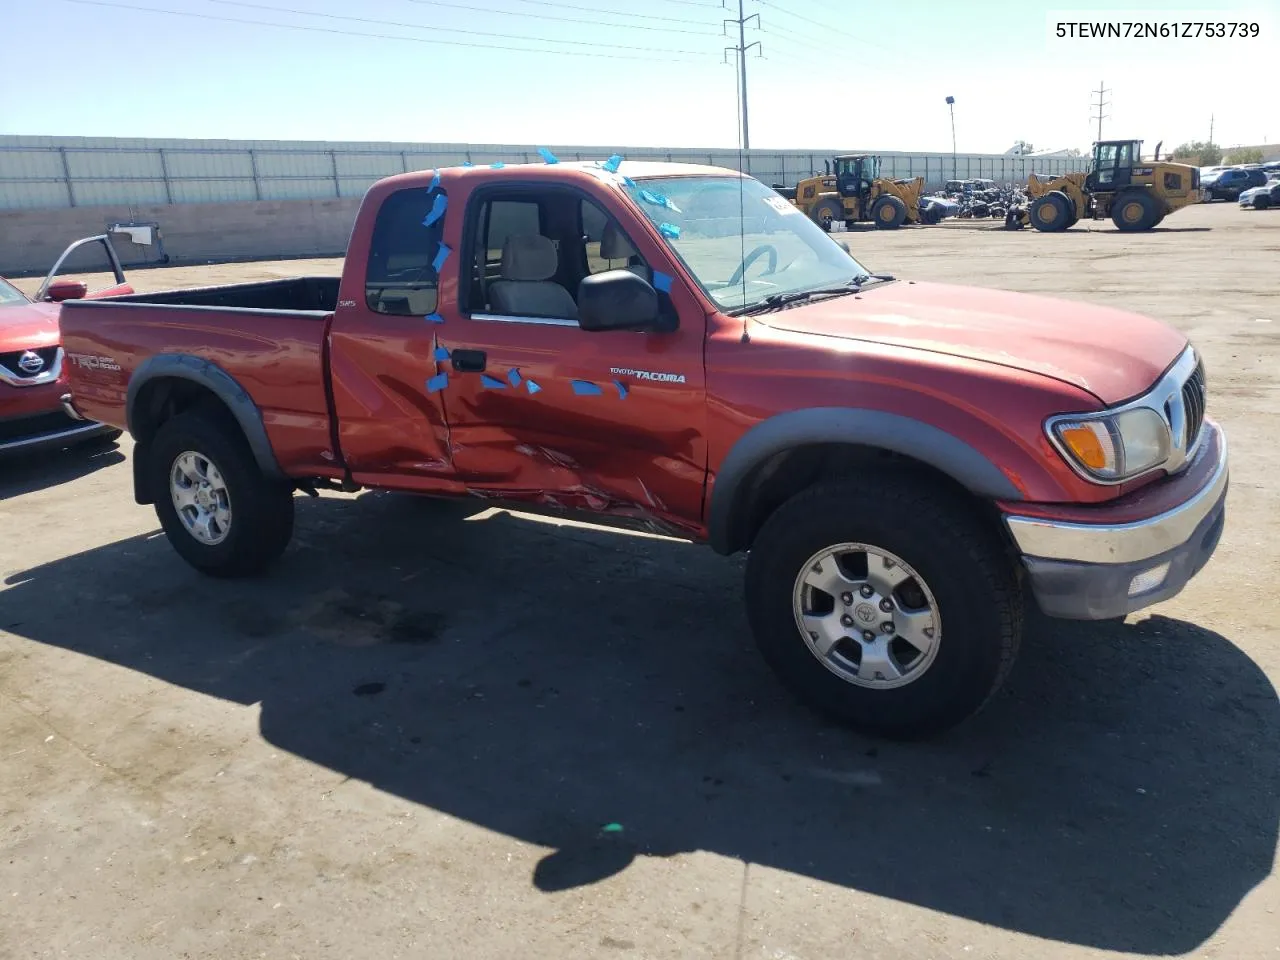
<box><xmin>613</xmin><ymin>380</ymin><xmax>629</xmax><ymax>399</ymax></box>
<box><xmin>653</xmin><ymin>272</ymin><xmax>673</xmax><ymax>293</ymax></box>
<box><xmin>538</xmin><ymin>148</ymin><xmax>560</xmax><ymax>164</ymax></box>
<box><xmin>639</xmin><ymin>190</ymin><xmax>681</xmax><ymax>213</ymax></box>
<box><xmin>601</xmin><ymin>154</ymin><xmax>623</xmax><ymax>173</ymax></box>
<box><xmin>432</xmin><ymin>243</ymin><xmax>452</xmax><ymax>272</ymax></box>
<box><xmin>433</xmin><ymin>346</ymin><xmax>450</xmax><ymax>362</ymax></box>
<box><xmin>658</xmin><ymin>223</ymin><xmax>681</xmax><ymax>240</ymax></box>
<box><xmin>571</xmin><ymin>380</ymin><xmax>602</xmax><ymax>396</ymax></box>
<box><xmin>508</xmin><ymin>368</ymin><xmax>523</xmax><ymax>387</ymax></box>
<box><xmin>423</xmin><ymin>193</ymin><xmax>448</xmax><ymax>227</ymax></box>
<box><xmin>426</xmin><ymin>373</ymin><xmax>448</xmax><ymax>393</ymax></box>
<box><xmin>622</xmin><ymin>176</ymin><xmax>637</xmax><ymax>188</ymax></box>
<box><xmin>480</xmin><ymin>374</ymin><xmax>507</xmax><ymax>389</ymax></box>
<box><xmin>425</xmin><ymin>312</ymin><xmax>444</xmax><ymax>324</ymax></box>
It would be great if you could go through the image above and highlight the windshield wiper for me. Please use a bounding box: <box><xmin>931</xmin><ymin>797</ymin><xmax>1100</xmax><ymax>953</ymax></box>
<box><xmin>731</xmin><ymin>278</ymin><xmax>863</xmax><ymax>316</ymax></box>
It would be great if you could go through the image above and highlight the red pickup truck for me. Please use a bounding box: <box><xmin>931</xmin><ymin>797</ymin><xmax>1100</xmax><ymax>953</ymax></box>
<box><xmin>59</xmin><ymin>160</ymin><xmax>1227</xmax><ymax>738</ymax></box>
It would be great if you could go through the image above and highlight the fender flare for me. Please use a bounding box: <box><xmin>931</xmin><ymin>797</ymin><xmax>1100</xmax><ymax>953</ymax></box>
<box><xmin>126</xmin><ymin>353</ymin><xmax>285</xmax><ymax>480</ymax></box>
<box><xmin>707</xmin><ymin>407</ymin><xmax>1023</xmax><ymax>555</ymax></box>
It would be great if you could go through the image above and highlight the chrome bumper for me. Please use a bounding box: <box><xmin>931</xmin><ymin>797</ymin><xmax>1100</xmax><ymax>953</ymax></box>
<box><xmin>1004</xmin><ymin>428</ymin><xmax>1228</xmax><ymax>620</ymax></box>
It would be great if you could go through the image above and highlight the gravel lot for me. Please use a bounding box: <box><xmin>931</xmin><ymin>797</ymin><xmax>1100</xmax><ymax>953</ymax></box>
<box><xmin>3</xmin><ymin>201</ymin><xmax>1277</xmax><ymax>959</ymax></box>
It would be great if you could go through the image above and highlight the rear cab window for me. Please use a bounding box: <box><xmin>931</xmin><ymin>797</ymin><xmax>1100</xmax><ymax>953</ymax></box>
<box><xmin>365</xmin><ymin>187</ymin><xmax>447</xmax><ymax>316</ymax></box>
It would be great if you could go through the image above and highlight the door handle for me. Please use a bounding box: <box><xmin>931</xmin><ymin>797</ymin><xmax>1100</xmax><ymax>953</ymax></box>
<box><xmin>451</xmin><ymin>349</ymin><xmax>487</xmax><ymax>373</ymax></box>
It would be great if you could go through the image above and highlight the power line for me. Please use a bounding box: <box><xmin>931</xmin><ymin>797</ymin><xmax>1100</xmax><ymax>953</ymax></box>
<box><xmin>499</xmin><ymin>0</ymin><xmax>719</xmax><ymax>26</ymax></box>
<box><xmin>208</xmin><ymin>0</ymin><xmax>715</xmax><ymax>54</ymax></box>
<box><xmin>753</xmin><ymin>0</ymin><xmax>861</xmax><ymax>42</ymax></box>
<box><xmin>57</xmin><ymin>0</ymin><xmax>712</xmax><ymax>60</ymax></box>
<box><xmin>1090</xmin><ymin>80</ymin><xmax>1110</xmax><ymax>142</ymax></box>
<box><xmin>401</xmin><ymin>0</ymin><xmax>719</xmax><ymax>36</ymax></box>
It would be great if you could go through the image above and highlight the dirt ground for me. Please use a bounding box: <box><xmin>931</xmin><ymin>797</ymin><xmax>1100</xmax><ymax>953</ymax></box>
<box><xmin>2</xmin><ymin>202</ymin><xmax>1277</xmax><ymax>960</ymax></box>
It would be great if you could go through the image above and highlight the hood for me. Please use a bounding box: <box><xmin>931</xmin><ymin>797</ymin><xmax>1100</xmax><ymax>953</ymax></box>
<box><xmin>763</xmin><ymin>280</ymin><xmax>1188</xmax><ymax>404</ymax></box>
<box><xmin>0</xmin><ymin>300</ymin><xmax>61</xmax><ymax>352</ymax></box>
<box><xmin>1240</xmin><ymin>185</ymin><xmax>1267</xmax><ymax>199</ymax></box>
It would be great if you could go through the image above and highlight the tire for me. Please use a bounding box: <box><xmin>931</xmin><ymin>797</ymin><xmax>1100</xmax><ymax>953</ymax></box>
<box><xmin>1255</xmin><ymin>196</ymin><xmax>1271</xmax><ymax>210</ymax></box>
<box><xmin>149</xmin><ymin>410</ymin><xmax>295</xmax><ymax>578</ymax></box>
<box><xmin>871</xmin><ymin>195</ymin><xmax>908</xmax><ymax>229</ymax></box>
<box><xmin>1111</xmin><ymin>190</ymin><xmax>1159</xmax><ymax>231</ymax></box>
<box><xmin>1029</xmin><ymin>191</ymin><xmax>1071</xmax><ymax>231</ymax></box>
<box><xmin>920</xmin><ymin>205</ymin><xmax>942</xmax><ymax>225</ymax></box>
<box><xmin>811</xmin><ymin>198</ymin><xmax>842</xmax><ymax>232</ymax></box>
<box><xmin>744</xmin><ymin>478</ymin><xmax>1022</xmax><ymax>739</ymax></box>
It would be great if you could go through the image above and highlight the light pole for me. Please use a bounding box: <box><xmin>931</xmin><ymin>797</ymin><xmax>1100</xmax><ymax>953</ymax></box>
<box><xmin>945</xmin><ymin>96</ymin><xmax>957</xmax><ymax>180</ymax></box>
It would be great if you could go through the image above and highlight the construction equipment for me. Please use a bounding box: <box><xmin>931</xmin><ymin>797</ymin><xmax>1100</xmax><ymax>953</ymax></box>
<box><xmin>791</xmin><ymin>155</ymin><xmax>927</xmax><ymax>230</ymax></box>
<box><xmin>1021</xmin><ymin>139</ymin><xmax>1201</xmax><ymax>232</ymax></box>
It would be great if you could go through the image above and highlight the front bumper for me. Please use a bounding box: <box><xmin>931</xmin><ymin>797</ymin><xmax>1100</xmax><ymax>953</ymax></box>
<box><xmin>0</xmin><ymin>380</ymin><xmax>116</xmax><ymax>456</ymax></box>
<box><xmin>1003</xmin><ymin>423</ymin><xmax>1228</xmax><ymax>619</ymax></box>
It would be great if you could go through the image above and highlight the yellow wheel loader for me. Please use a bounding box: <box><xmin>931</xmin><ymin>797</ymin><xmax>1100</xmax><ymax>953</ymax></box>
<box><xmin>1023</xmin><ymin>140</ymin><xmax>1201</xmax><ymax>232</ymax></box>
<box><xmin>791</xmin><ymin>155</ymin><xmax>926</xmax><ymax>231</ymax></box>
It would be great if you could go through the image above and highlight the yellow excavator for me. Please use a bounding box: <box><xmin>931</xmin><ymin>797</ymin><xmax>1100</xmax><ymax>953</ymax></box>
<box><xmin>1022</xmin><ymin>139</ymin><xmax>1201</xmax><ymax>232</ymax></box>
<box><xmin>790</xmin><ymin>155</ymin><xmax>926</xmax><ymax>230</ymax></box>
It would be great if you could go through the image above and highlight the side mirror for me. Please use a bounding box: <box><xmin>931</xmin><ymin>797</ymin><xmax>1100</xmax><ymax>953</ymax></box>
<box><xmin>45</xmin><ymin>279</ymin><xmax>89</xmax><ymax>302</ymax></box>
<box><xmin>578</xmin><ymin>269</ymin><xmax>660</xmax><ymax>332</ymax></box>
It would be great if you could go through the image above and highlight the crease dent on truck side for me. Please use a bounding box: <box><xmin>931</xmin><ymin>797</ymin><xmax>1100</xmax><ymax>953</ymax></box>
<box><xmin>59</xmin><ymin>160</ymin><xmax>1227</xmax><ymax>740</ymax></box>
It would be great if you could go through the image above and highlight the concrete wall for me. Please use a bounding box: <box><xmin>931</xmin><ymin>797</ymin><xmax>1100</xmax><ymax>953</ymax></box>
<box><xmin>0</xmin><ymin>196</ymin><xmax>359</xmax><ymax>275</ymax></box>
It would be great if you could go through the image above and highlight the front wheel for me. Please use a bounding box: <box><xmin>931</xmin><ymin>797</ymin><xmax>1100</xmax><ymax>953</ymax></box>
<box><xmin>871</xmin><ymin>195</ymin><xmax>908</xmax><ymax>229</ymax></box>
<box><xmin>149</xmin><ymin>410</ymin><xmax>295</xmax><ymax>578</ymax></box>
<box><xmin>744</xmin><ymin>479</ymin><xmax>1022</xmax><ymax>739</ymax></box>
<box><xmin>1255</xmin><ymin>196</ymin><xmax>1271</xmax><ymax>210</ymax></box>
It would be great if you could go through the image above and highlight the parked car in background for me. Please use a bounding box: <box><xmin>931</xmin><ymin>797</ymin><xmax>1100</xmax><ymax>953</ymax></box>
<box><xmin>1239</xmin><ymin>177</ymin><xmax>1280</xmax><ymax>210</ymax></box>
<box><xmin>0</xmin><ymin>239</ymin><xmax>131</xmax><ymax>455</ymax></box>
<box><xmin>1203</xmin><ymin>167</ymin><xmax>1269</xmax><ymax>200</ymax></box>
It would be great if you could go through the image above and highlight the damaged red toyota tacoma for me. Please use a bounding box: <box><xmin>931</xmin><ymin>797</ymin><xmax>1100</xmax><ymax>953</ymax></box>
<box><xmin>59</xmin><ymin>161</ymin><xmax>1227</xmax><ymax>737</ymax></box>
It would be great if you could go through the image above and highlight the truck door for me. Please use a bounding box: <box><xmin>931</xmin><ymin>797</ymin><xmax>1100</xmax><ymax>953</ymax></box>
<box><xmin>434</xmin><ymin>181</ymin><xmax>708</xmax><ymax>529</ymax></box>
<box><xmin>328</xmin><ymin>184</ymin><xmax>455</xmax><ymax>486</ymax></box>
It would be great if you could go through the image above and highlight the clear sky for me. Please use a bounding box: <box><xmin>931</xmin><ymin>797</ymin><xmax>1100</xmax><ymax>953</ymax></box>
<box><xmin>4</xmin><ymin>0</ymin><xmax>1277</xmax><ymax>153</ymax></box>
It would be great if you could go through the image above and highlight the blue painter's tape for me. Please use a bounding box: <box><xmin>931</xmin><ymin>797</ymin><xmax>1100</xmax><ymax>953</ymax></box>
<box><xmin>425</xmin><ymin>312</ymin><xmax>444</xmax><ymax>324</ymax></box>
<box><xmin>461</xmin><ymin>161</ymin><xmax>474</xmax><ymax>167</ymax></box>
<box><xmin>613</xmin><ymin>380</ymin><xmax>628</xmax><ymax>399</ymax></box>
<box><xmin>433</xmin><ymin>346</ymin><xmax>450</xmax><ymax>362</ymax></box>
<box><xmin>423</xmin><ymin>192</ymin><xmax>447</xmax><ymax>227</ymax></box>
<box><xmin>653</xmin><ymin>272</ymin><xmax>673</xmax><ymax>293</ymax></box>
<box><xmin>432</xmin><ymin>242</ymin><xmax>452</xmax><ymax>273</ymax></box>
<box><xmin>490</xmin><ymin>161</ymin><xmax>506</xmax><ymax>169</ymax></box>
<box><xmin>601</xmin><ymin>154</ymin><xmax>623</xmax><ymax>173</ymax></box>
<box><xmin>507</xmin><ymin>368</ymin><xmax>522</xmax><ymax>387</ymax></box>
<box><xmin>480</xmin><ymin>374</ymin><xmax>507</xmax><ymax>389</ymax></box>
<box><xmin>538</xmin><ymin>147</ymin><xmax>559</xmax><ymax>164</ymax></box>
<box><xmin>658</xmin><ymin>222</ymin><xmax>681</xmax><ymax>240</ymax></box>
<box><xmin>426</xmin><ymin>373</ymin><xmax>448</xmax><ymax>393</ymax></box>
<box><xmin>526</xmin><ymin>379</ymin><xmax>542</xmax><ymax>395</ymax></box>
<box><xmin>428</xmin><ymin>169</ymin><xmax>440</xmax><ymax>192</ymax></box>
<box><xmin>571</xmin><ymin>380</ymin><xmax>603</xmax><ymax>396</ymax></box>
<box><xmin>622</xmin><ymin>176</ymin><xmax>637</xmax><ymax>188</ymax></box>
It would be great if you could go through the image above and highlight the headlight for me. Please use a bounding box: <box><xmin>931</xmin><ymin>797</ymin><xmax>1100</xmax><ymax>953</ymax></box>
<box><xmin>1050</xmin><ymin>407</ymin><xmax>1171</xmax><ymax>482</ymax></box>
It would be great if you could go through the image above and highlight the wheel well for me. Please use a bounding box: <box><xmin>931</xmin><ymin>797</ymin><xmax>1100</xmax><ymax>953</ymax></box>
<box><xmin>131</xmin><ymin>376</ymin><xmax>238</xmax><ymax>444</ymax></box>
<box><xmin>725</xmin><ymin>442</ymin><xmax>1003</xmax><ymax>554</ymax></box>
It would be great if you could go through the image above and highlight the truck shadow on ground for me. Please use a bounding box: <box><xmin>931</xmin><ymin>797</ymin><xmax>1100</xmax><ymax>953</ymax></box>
<box><xmin>5</xmin><ymin>491</ymin><xmax>1277</xmax><ymax>955</ymax></box>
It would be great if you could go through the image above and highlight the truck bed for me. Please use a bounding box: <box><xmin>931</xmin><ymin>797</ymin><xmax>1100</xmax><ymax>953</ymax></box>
<box><xmin>107</xmin><ymin>276</ymin><xmax>340</xmax><ymax>312</ymax></box>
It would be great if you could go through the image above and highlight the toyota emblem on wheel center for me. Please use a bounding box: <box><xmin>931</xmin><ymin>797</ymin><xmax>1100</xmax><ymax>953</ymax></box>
<box><xmin>17</xmin><ymin>351</ymin><xmax>45</xmax><ymax>375</ymax></box>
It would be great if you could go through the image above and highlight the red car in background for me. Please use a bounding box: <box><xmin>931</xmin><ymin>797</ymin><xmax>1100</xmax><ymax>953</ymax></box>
<box><xmin>1</xmin><ymin>236</ymin><xmax>131</xmax><ymax>455</ymax></box>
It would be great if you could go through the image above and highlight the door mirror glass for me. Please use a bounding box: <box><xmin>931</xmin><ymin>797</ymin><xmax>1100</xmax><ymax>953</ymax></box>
<box><xmin>577</xmin><ymin>269</ymin><xmax>660</xmax><ymax>332</ymax></box>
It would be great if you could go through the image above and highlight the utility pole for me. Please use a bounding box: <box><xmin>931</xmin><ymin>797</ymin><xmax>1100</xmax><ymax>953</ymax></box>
<box><xmin>723</xmin><ymin>0</ymin><xmax>760</xmax><ymax>150</ymax></box>
<box><xmin>1090</xmin><ymin>81</ymin><xmax>1110</xmax><ymax>142</ymax></box>
<box><xmin>945</xmin><ymin>96</ymin><xmax>956</xmax><ymax>179</ymax></box>
<box><xmin>1209</xmin><ymin>114</ymin><xmax>1215</xmax><ymax>144</ymax></box>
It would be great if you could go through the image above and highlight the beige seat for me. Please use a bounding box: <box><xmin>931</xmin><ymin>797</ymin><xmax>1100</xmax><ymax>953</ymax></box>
<box><xmin>599</xmin><ymin>222</ymin><xmax>649</xmax><ymax>280</ymax></box>
<box><xmin>488</xmin><ymin>234</ymin><xmax>578</xmax><ymax>319</ymax></box>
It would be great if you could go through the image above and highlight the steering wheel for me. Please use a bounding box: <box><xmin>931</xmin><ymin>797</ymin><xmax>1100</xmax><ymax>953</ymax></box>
<box><xmin>726</xmin><ymin>244</ymin><xmax>779</xmax><ymax>288</ymax></box>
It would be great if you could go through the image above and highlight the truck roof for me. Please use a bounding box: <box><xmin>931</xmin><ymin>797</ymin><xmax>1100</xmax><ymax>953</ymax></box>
<box><xmin>377</xmin><ymin>159</ymin><xmax>742</xmax><ymax>193</ymax></box>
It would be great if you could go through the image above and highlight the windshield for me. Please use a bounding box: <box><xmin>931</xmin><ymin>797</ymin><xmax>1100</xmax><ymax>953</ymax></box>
<box><xmin>0</xmin><ymin>277</ymin><xmax>29</xmax><ymax>306</ymax></box>
<box><xmin>624</xmin><ymin>175</ymin><xmax>871</xmax><ymax>312</ymax></box>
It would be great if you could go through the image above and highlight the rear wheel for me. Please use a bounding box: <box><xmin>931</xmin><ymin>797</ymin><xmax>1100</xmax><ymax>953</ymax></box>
<box><xmin>871</xmin><ymin>195</ymin><xmax>908</xmax><ymax>229</ymax></box>
<box><xmin>1029</xmin><ymin>191</ymin><xmax>1071</xmax><ymax>231</ymax></box>
<box><xmin>811</xmin><ymin>198</ymin><xmax>843</xmax><ymax>232</ymax></box>
<box><xmin>744</xmin><ymin>478</ymin><xmax>1022</xmax><ymax>739</ymax></box>
<box><xmin>1111</xmin><ymin>190</ymin><xmax>1159</xmax><ymax>231</ymax></box>
<box><xmin>150</xmin><ymin>411</ymin><xmax>295</xmax><ymax>578</ymax></box>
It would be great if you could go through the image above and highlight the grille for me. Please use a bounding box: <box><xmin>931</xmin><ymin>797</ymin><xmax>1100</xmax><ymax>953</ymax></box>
<box><xmin>0</xmin><ymin>346</ymin><xmax>58</xmax><ymax>379</ymax></box>
<box><xmin>1182</xmin><ymin>360</ymin><xmax>1207</xmax><ymax>450</ymax></box>
<box><xmin>0</xmin><ymin>410</ymin><xmax>79</xmax><ymax>444</ymax></box>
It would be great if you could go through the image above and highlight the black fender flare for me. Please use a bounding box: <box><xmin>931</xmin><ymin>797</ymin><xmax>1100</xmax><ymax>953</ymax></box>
<box><xmin>707</xmin><ymin>407</ymin><xmax>1023</xmax><ymax>555</ymax></box>
<box><xmin>126</xmin><ymin>353</ymin><xmax>286</xmax><ymax>482</ymax></box>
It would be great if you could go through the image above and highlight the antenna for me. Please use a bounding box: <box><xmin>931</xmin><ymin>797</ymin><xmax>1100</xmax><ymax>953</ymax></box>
<box><xmin>1090</xmin><ymin>80</ymin><xmax>1110</xmax><ymax>142</ymax></box>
